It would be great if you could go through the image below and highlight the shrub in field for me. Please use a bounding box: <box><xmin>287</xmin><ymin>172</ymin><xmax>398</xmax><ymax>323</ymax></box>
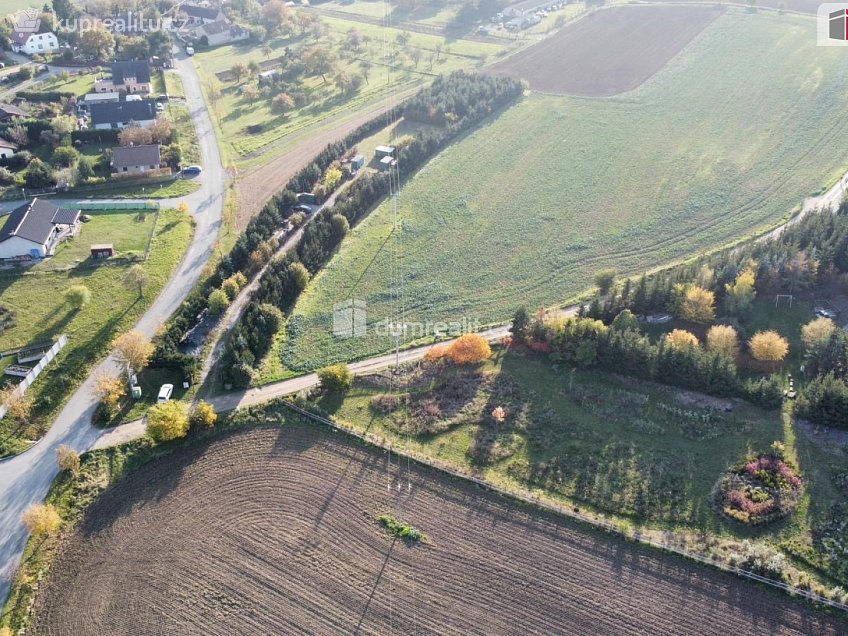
<box><xmin>712</xmin><ymin>448</ymin><xmax>802</xmax><ymax>525</ymax></box>
<box><xmin>191</xmin><ymin>400</ymin><xmax>217</xmax><ymax>428</ymax></box>
<box><xmin>22</xmin><ymin>504</ymin><xmax>61</xmax><ymax>537</ymax></box>
<box><xmin>208</xmin><ymin>288</ymin><xmax>230</xmax><ymax>316</ymax></box>
<box><xmin>447</xmin><ymin>334</ymin><xmax>492</xmax><ymax>365</ymax></box>
<box><xmin>317</xmin><ymin>363</ymin><xmax>354</xmax><ymax>394</ymax></box>
<box><xmin>796</xmin><ymin>373</ymin><xmax>848</xmax><ymax>429</ymax></box>
<box><xmin>56</xmin><ymin>445</ymin><xmax>80</xmax><ymax>476</ymax></box>
<box><xmin>424</xmin><ymin>344</ymin><xmax>449</xmax><ymax>362</ymax></box>
<box><xmin>146</xmin><ymin>401</ymin><xmax>190</xmax><ymax>442</ymax></box>
<box><xmin>94</xmin><ymin>373</ymin><xmax>125</xmax><ymax>419</ymax></box>
<box><xmin>64</xmin><ymin>285</ymin><xmax>91</xmax><ymax>309</ymax></box>
<box><xmin>728</xmin><ymin>541</ymin><xmax>790</xmax><ymax>580</ymax></box>
<box><xmin>378</xmin><ymin>514</ymin><xmax>425</xmax><ymax>542</ymax></box>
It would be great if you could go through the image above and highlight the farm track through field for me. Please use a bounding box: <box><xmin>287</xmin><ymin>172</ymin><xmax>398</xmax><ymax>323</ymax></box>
<box><xmin>30</xmin><ymin>424</ymin><xmax>848</xmax><ymax>635</ymax></box>
<box><xmin>235</xmin><ymin>103</ymin><xmax>392</xmax><ymax>228</ymax></box>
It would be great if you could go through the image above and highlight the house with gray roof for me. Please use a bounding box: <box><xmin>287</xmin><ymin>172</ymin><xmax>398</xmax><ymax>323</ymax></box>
<box><xmin>111</xmin><ymin>144</ymin><xmax>162</xmax><ymax>175</ymax></box>
<box><xmin>0</xmin><ymin>199</ymin><xmax>81</xmax><ymax>259</ymax></box>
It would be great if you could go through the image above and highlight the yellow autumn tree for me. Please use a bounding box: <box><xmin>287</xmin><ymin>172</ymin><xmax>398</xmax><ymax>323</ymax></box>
<box><xmin>801</xmin><ymin>317</ymin><xmax>836</xmax><ymax>351</ymax></box>
<box><xmin>94</xmin><ymin>372</ymin><xmax>125</xmax><ymax>418</ymax></box>
<box><xmin>750</xmin><ymin>331</ymin><xmax>789</xmax><ymax>365</ymax></box>
<box><xmin>22</xmin><ymin>504</ymin><xmax>62</xmax><ymax>537</ymax></box>
<box><xmin>113</xmin><ymin>330</ymin><xmax>154</xmax><ymax>374</ymax></box>
<box><xmin>678</xmin><ymin>285</ymin><xmax>716</xmax><ymax>323</ymax></box>
<box><xmin>147</xmin><ymin>400</ymin><xmax>190</xmax><ymax>442</ymax></box>
<box><xmin>191</xmin><ymin>400</ymin><xmax>218</xmax><ymax>428</ymax></box>
<box><xmin>447</xmin><ymin>334</ymin><xmax>492</xmax><ymax>365</ymax></box>
<box><xmin>706</xmin><ymin>325</ymin><xmax>740</xmax><ymax>358</ymax></box>
<box><xmin>665</xmin><ymin>329</ymin><xmax>700</xmax><ymax>352</ymax></box>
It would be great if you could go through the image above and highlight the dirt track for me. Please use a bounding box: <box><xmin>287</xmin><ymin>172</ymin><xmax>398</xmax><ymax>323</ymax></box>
<box><xmin>31</xmin><ymin>424</ymin><xmax>848</xmax><ymax>635</ymax></box>
<box><xmin>489</xmin><ymin>5</ymin><xmax>721</xmax><ymax>97</ymax></box>
<box><xmin>235</xmin><ymin>104</ymin><xmax>388</xmax><ymax>228</ymax></box>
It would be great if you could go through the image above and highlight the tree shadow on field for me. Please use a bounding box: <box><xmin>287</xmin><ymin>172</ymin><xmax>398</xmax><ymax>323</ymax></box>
<box><xmin>354</xmin><ymin>536</ymin><xmax>396</xmax><ymax>636</ymax></box>
<box><xmin>76</xmin><ymin>437</ymin><xmax>209</xmax><ymax>539</ymax></box>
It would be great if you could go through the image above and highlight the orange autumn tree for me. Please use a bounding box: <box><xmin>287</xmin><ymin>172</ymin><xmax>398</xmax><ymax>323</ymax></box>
<box><xmin>447</xmin><ymin>334</ymin><xmax>492</xmax><ymax>365</ymax></box>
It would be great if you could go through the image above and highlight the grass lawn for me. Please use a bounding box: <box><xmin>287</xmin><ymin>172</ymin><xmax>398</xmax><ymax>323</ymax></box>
<box><xmin>163</xmin><ymin>70</ymin><xmax>186</xmax><ymax>99</ymax></box>
<box><xmin>0</xmin><ymin>208</ymin><xmax>194</xmax><ymax>457</ymax></box>
<box><xmin>195</xmin><ymin>11</ymin><xmax>505</xmax><ymax>167</ymax></box>
<box><xmin>168</xmin><ymin>103</ymin><xmax>201</xmax><ymax>167</ymax></box>
<box><xmin>275</xmin><ymin>12</ymin><xmax>848</xmax><ymax>374</ymax></box>
<box><xmin>42</xmin><ymin>209</ymin><xmax>155</xmax><ymax>268</ymax></box>
<box><xmin>71</xmin><ymin>178</ymin><xmax>201</xmax><ymax>199</ymax></box>
<box><xmin>41</xmin><ymin>71</ymin><xmax>97</xmax><ymax>96</ymax></box>
<box><xmin>320</xmin><ymin>350</ymin><xmax>848</xmax><ymax>587</ymax></box>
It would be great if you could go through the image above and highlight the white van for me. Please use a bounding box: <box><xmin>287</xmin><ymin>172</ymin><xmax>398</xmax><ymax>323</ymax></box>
<box><xmin>125</xmin><ymin>94</ymin><xmax>142</xmax><ymax>102</ymax></box>
<box><xmin>186</xmin><ymin>46</ymin><xmax>195</xmax><ymax>56</ymax></box>
<box><xmin>157</xmin><ymin>384</ymin><xmax>174</xmax><ymax>403</ymax></box>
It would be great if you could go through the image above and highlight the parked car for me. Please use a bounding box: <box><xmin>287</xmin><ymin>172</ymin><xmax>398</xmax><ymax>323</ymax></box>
<box><xmin>815</xmin><ymin>307</ymin><xmax>838</xmax><ymax>320</ymax></box>
<box><xmin>182</xmin><ymin>165</ymin><xmax>202</xmax><ymax>176</ymax></box>
<box><xmin>156</xmin><ymin>93</ymin><xmax>170</xmax><ymax>103</ymax></box>
<box><xmin>186</xmin><ymin>46</ymin><xmax>195</xmax><ymax>56</ymax></box>
<box><xmin>155</xmin><ymin>102</ymin><xmax>165</xmax><ymax>112</ymax></box>
<box><xmin>157</xmin><ymin>384</ymin><xmax>173</xmax><ymax>403</ymax></box>
<box><xmin>125</xmin><ymin>94</ymin><xmax>142</xmax><ymax>102</ymax></box>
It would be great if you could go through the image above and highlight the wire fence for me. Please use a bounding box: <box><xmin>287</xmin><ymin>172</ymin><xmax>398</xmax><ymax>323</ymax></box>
<box><xmin>277</xmin><ymin>398</ymin><xmax>848</xmax><ymax>614</ymax></box>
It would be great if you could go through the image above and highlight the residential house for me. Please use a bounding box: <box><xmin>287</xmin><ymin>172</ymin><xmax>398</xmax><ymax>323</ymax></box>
<box><xmin>192</xmin><ymin>20</ymin><xmax>249</xmax><ymax>46</ymax></box>
<box><xmin>0</xmin><ymin>103</ymin><xmax>28</xmax><ymax>121</ymax></box>
<box><xmin>0</xmin><ymin>138</ymin><xmax>19</xmax><ymax>160</ymax></box>
<box><xmin>90</xmin><ymin>100</ymin><xmax>157</xmax><ymax>130</ymax></box>
<box><xmin>0</xmin><ymin>199</ymin><xmax>81</xmax><ymax>260</ymax></box>
<box><xmin>11</xmin><ymin>30</ymin><xmax>59</xmax><ymax>56</ymax></box>
<box><xmin>95</xmin><ymin>61</ymin><xmax>152</xmax><ymax>94</ymax></box>
<box><xmin>111</xmin><ymin>144</ymin><xmax>162</xmax><ymax>175</ymax></box>
<box><xmin>181</xmin><ymin>3</ymin><xmax>226</xmax><ymax>24</ymax></box>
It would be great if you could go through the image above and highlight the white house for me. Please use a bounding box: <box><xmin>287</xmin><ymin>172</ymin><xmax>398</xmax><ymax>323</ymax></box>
<box><xmin>111</xmin><ymin>144</ymin><xmax>162</xmax><ymax>175</ymax></box>
<box><xmin>90</xmin><ymin>100</ymin><xmax>157</xmax><ymax>130</ymax></box>
<box><xmin>191</xmin><ymin>20</ymin><xmax>249</xmax><ymax>46</ymax></box>
<box><xmin>0</xmin><ymin>199</ymin><xmax>81</xmax><ymax>260</ymax></box>
<box><xmin>0</xmin><ymin>138</ymin><xmax>19</xmax><ymax>160</ymax></box>
<box><xmin>11</xmin><ymin>30</ymin><xmax>59</xmax><ymax>56</ymax></box>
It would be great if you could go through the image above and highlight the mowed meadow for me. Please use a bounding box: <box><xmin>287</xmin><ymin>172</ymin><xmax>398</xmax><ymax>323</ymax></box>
<box><xmin>275</xmin><ymin>12</ymin><xmax>848</xmax><ymax>373</ymax></box>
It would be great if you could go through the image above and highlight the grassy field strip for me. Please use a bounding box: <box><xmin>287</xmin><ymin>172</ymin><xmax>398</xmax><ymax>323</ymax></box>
<box><xmin>279</xmin><ymin>12</ymin><xmax>848</xmax><ymax>372</ymax></box>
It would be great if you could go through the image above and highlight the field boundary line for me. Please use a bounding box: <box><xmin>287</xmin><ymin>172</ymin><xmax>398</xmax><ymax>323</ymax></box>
<box><xmin>277</xmin><ymin>399</ymin><xmax>848</xmax><ymax>614</ymax></box>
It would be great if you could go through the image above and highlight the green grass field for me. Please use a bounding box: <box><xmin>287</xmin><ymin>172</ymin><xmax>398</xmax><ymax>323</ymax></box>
<box><xmin>195</xmin><ymin>12</ymin><xmax>505</xmax><ymax>167</ymax></box>
<box><xmin>321</xmin><ymin>351</ymin><xmax>848</xmax><ymax>588</ymax></box>
<box><xmin>0</xmin><ymin>208</ymin><xmax>193</xmax><ymax>457</ymax></box>
<box><xmin>275</xmin><ymin>12</ymin><xmax>848</xmax><ymax>374</ymax></box>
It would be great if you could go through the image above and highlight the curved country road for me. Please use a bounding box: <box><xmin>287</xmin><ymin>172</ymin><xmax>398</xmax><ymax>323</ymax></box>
<box><xmin>0</xmin><ymin>51</ymin><xmax>226</xmax><ymax>605</ymax></box>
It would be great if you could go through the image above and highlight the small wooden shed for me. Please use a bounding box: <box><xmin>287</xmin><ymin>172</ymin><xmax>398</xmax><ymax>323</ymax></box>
<box><xmin>90</xmin><ymin>243</ymin><xmax>114</xmax><ymax>259</ymax></box>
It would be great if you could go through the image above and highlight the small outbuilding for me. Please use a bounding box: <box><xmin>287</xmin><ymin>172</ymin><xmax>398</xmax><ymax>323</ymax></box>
<box><xmin>350</xmin><ymin>154</ymin><xmax>366</xmax><ymax>171</ymax></box>
<box><xmin>90</xmin><ymin>243</ymin><xmax>114</xmax><ymax>259</ymax></box>
<box><xmin>297</xmin><ymin>192</ymin><xmax>317</xmax><ymax>205</ymax></box>
<box><xmin>375</xmin><ymin>145</ymin><xmax>395</xmax><ymax>159</ymax></box>
<box><xmin>379</xmin><ymin>155</ymin><xmax>396</xmax><ymax>171</ymax></box>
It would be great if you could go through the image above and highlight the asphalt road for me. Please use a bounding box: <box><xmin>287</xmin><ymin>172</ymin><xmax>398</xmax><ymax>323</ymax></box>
<box><xmin>0</xmin><ymin>51</ymin><xmax>226</xmax><ymax>605</ymax></box>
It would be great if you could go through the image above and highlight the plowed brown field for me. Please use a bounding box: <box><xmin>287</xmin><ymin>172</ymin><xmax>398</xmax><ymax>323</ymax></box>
<box><xmin>31</xmin><ymin>424</ymin><xmax>848</xmax><ymax>635</ymax></box>
<box><xmin>489</xmin><ymin>5</ymin><xmax>721</xmax><ymax>96</ymax></box>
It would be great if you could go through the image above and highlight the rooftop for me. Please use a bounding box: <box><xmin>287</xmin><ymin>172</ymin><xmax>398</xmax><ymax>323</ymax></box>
<box><xmin>111</xmin><ymin>144</ymin><xmax>161</xmax><ymax>169</ymax></box>
<box><xmin>111</xmin><ymin>60</ymin><xmax>152</xmax><ymax>85</ymax></box>
<box><xmin>0</xmin><ymin>199</ymin><xmax>80</xmax><ymax>246</ymax></box>
<box><xmin>90</xmin><ymin>100</ymin><xmax>157</xmax><ymax>126</ymax></box>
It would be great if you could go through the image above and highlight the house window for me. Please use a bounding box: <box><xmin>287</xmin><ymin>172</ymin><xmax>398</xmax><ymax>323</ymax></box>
<box><xmin>122</xmin><ymin>167</ymin><xmax>128</xmax><ymax>172</ymax></box>
<box><xmin>149</xmin><ymin>165</ymin><xmax>155</xmax><ymax>169</ymax></box>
